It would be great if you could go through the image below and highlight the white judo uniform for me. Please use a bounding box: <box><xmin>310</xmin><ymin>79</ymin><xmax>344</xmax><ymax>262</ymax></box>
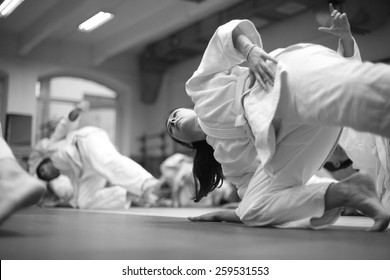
<box><xmin>33</xmin><ymin>117</ymin><xmax>157</xmax><ymax>209</ymax></box>
<box><xmin>186</xmin><ymin>19</ymin><xmax>390</xmax><ymax>228</ymax></box>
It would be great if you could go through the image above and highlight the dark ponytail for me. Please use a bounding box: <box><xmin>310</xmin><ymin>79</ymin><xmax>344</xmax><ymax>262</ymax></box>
<box><xmin>192</xmin><ymin>140</ymin><xmax>224</xmax><ymax>202</ymax></box>
<box><xmin>167</xmin><ymin>137</ymin><xmax>224</xmax><ymax>203</ymax></box>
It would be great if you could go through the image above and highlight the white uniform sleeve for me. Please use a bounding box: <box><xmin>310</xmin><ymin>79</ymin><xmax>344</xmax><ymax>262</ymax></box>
<box><xmin>186</xmin><ymin>19</ymin><xmax>262</xmax><ymax>104</ymax></box>
<box><xmin>336</xmin><ymin>37</ymin><xmax>361</xmax><ymax>62</ymax></box>
<box><xmin>49</xmin><ymin>175</ymin><xmax>74</xmax><ymax>201</ymax></box>
<box><xmin>336</xmin><ymin>37</ymin><xmax>379</xmax><ymax>171</ymax></box>
<box><xmin>50</xmin><ymin>116</ymin><xmax>80</xmax><ymax>142</ymax></box>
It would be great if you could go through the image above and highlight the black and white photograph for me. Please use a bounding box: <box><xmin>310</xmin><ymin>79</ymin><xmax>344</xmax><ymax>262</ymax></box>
<box><xmin>0</xmin><ymin>0</ymin><xmax>390</xmax><ymax>278</ymax></box>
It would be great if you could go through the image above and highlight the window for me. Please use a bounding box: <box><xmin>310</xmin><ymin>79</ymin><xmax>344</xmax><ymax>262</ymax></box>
<box><xmin>35</xmin><ymin>76</ymin><xmax>117</xmax><ymax>143</ymax></box>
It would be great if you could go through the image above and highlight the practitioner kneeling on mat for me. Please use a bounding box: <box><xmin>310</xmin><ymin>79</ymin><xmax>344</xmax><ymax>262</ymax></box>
<box><xmin>166</xmin><ymin>4</ymin><xmax>390</xmax><ymax>231</ymax></box>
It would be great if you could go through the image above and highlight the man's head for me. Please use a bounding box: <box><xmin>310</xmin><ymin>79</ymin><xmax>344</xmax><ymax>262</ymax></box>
<box><xmin>36</xmin><ymin>158</ymin><xmax>60</xmax><ymax>181</ymax></box>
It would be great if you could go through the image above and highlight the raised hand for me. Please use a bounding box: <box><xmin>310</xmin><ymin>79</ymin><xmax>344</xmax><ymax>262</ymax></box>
<box><xmin>318</xmin><ymin>3</ymin><xmax>351</xmax><ymax>38</ymax></box>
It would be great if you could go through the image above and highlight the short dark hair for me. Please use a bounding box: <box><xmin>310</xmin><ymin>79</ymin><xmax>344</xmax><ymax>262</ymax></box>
<box><xmin>36</xmin><ymin>157</ymin><xmax>53</xmax><ymax>181</ymax></box>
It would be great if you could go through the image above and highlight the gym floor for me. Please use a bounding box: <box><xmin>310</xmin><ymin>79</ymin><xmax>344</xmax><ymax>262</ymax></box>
<box><xmin>0</xmin><ymin>207</ymin><xmax>389</xmax><ymax>260</ymax></box>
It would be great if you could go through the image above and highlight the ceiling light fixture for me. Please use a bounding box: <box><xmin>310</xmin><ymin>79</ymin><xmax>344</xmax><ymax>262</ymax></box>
<box><xmin>78</xmin><ymin>11</ymin><xmax>114</xmax><ymax>33</ymax></box>
<box><xmin>0</xmin><ymin>0</ymin><xmax>25</xmax><ymax>17</ymax></box>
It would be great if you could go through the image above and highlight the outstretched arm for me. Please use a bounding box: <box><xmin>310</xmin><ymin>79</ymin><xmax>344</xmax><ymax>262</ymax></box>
<box><xmin>68</xmin><ymin>100</ymin><xmax>90</xmax><ymax>121</ymax></box>
<box><xmin>50</xmin><ymin>100</ymin><xmax>90</xmax><ymax>142</ymax></box>
<box><xmin>318</xmin><ymin>3</ymin><xmax>354</xmax><ymax>58</ymax></box>
<box><xmin>188</xmin><ymin>209</ymin><xmax>242</xmax><ymax>223</ymax></box>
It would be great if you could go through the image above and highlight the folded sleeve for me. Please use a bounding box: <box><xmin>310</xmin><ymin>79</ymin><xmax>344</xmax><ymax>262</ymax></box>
<box><xmin>50</xmin><ymin>116</ymin><xmax>80</xmax><ymax>142</ymax></box>
<box><xmin>336</xmin><ymin>37</ymin><xmax>362</xmax><ymax>62</ymax></box>
<box><xmin>186</xmin><ymin>19</ymin><xmax>262</xmax><ymax>100</ymax></box>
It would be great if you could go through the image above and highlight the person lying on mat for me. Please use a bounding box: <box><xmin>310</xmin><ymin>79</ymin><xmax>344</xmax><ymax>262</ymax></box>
<box><xmin>29</xmin><ymin>101</ymin><xmax>162</xmax><ymax>209</ymax></box>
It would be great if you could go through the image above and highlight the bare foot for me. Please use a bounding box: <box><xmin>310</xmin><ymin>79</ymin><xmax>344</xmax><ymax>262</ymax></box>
<box><xmin>328</xmin><ymin>173</ymin><xmax>390</xmax><ymax>231</ymax></box>
<box><xmin>0</xmin><ymin>158</ymin><xmax>46</xmax><ymax>225</ymax></box>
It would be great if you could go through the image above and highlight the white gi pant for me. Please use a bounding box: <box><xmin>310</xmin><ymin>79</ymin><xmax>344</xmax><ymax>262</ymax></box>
<box><xmin>238</xmin><ymin>45</ymin><xmax>390</xmax><ymax>228</ymax></box>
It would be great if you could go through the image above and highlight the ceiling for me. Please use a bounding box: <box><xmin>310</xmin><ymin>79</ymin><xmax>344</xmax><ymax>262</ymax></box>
<box><xmin>0</xmin><ymin>0</ymin><xmax>330</xmax><ymax>66</ymax></box>
<box><xmin>0</xmin><ymin>0</ymin><xmax>389</xmax><ymax>102</ymax></box>
<box><xmin>0</xmin><ymin>0</ymin><xmax>244</xmax><ymax>65</ymax></box>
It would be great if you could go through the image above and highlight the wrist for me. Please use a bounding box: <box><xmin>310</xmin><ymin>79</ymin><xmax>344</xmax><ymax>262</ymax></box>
<box><xmin>245</xmin><ymin>44</ymin><xmax>256</xmax><ymax>60</ymax></box>
<box><xmin>340</xmin><ymin>32</ymin><xmax>353</xmax><ymax>41</ymax></box>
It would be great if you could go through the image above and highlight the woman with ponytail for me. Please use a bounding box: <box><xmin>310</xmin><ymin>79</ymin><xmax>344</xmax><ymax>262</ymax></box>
<box><xmin>167</xmin><ymin>109</ymin><xmax>224</xmax><ymax>203</ymax></box>
<box><xmin>166</xmin><ymin>4</ymin><xmax>390</xmax><ymax>231</ymax></box>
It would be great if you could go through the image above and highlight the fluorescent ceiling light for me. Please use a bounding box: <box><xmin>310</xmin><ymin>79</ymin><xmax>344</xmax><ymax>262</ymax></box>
<box><xmin>78</xmin><ymin>11</ymin><xmax>114</xmax><ymax>33</ymax></box>
<box><xmin>0</xmin><ymin>0</ymin><xmax>25</xmax><ymax>17</ymax></box>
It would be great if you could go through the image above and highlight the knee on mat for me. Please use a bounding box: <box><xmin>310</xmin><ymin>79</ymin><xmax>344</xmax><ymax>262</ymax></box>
<box><xmin>239</xmin><ymin>203</ymin><xmax>277</xmax><ymax>226</ymax></box>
